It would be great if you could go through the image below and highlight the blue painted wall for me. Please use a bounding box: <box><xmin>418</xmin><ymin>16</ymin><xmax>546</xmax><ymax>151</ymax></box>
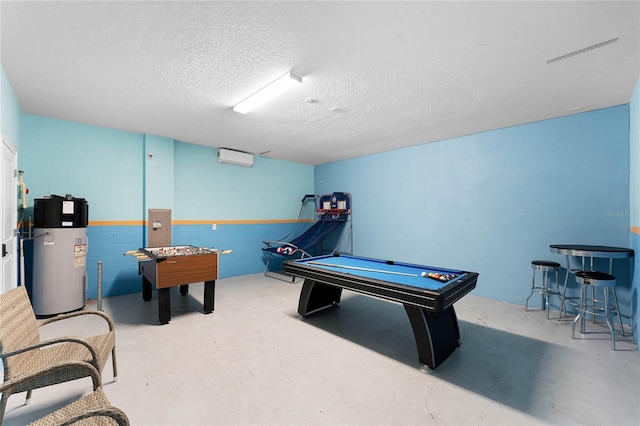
<box><xmin>173</xmin><ymin>142</ymin><xmax>314</xmax><ymax>222</ymax></box>
<box><xmin>21</xmin><ymin>114</ymin><xmax>145</xmax><ymax>220</ymax></box>
<box><xmin>19</xmin><ymin>114</ymin><xmax>314</xmax><ymax>298</ymax></box>
<box><xmin>144</xmin><ymin>134</ymin><xmax>174</xmax><ymax>235</ymax></box>
<box><xmin>316</xmin><ymin>106</ymin><xmax>632</xmax><ymax>317</ymax></box>
<box><xmin>630</xmin><ymin>77</ymin><xmax>640</xmax><ymax>351</ymax></box>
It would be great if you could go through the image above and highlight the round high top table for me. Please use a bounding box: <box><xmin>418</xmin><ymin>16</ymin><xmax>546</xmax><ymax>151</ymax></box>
<box><xmin>549</xmin><ymin>244</ymin><xmax>634</xmax><ymax>331</ymax></box>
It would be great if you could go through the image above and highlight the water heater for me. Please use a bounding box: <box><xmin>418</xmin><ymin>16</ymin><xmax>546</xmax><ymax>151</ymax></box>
<box><xmin>32</xmin><ymin>195</ymin><xmax>89</xmax><ymax>317</ymax></box>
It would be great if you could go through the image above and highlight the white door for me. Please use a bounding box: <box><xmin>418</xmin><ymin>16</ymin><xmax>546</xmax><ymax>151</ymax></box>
<box><xmin>2</xmin><ymin>136</ymin><xmax>17</xmax><ymax>294</ymax></box>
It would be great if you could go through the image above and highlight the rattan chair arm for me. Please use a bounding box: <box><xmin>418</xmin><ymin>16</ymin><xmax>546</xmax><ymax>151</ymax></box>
<box><xmin>0</xmin><ymin>361</ymin><xmax>101</xmax><ymax>393</ymax></box>
<box><xmin>0</xmin><ymin>336</ymin><xmax>100</xmax><ymax>366</ymax></box>
<box><xmin>39</xmin><ymin>309</ymin><xmax>116</xmax><ymax>332</ymax></box>
<box><xmin>57</xmin><ymin>407</ymin><xmax>131</xmax><ymax>426</ymax></box>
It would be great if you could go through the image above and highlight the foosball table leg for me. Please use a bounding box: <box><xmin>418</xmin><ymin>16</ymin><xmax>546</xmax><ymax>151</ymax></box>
<box><xmin>158</xmin><ymin>288</ymin><xmax>171</xmax><ymax>324</ymax></box>
<box><xmin>203</xmin><ymin>280</ymin><xmax>215</xmax><ymax>314</ymax></box>
<box><xmin>142</xmin><ymin>276</ymin><xmax>152</xmax><ymax>302</ymax></box>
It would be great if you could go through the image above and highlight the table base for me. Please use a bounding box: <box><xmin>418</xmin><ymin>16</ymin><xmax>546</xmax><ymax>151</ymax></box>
<box><xmin>298</xmin><ymin>279</ymin><xmax>461</xmax><ymax>369</ymax></box>
<box><xmin>143</xmin><ymin>277</ymin><xmax>215</xmax><ymax>324</ymax></box>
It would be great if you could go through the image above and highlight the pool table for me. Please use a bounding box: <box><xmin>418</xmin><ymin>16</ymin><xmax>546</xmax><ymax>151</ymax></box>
<box><xmin>283</xmin><ymin>254</ymin><xmax>479</xmax><ymax>369</ymax></box>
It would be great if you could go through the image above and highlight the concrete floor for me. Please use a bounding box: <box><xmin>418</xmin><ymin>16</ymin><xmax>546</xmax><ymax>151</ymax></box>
<box><xmin>3</xmin><ymin>273</ymin><xmax>639</xmax><ymax>425</ymax></box>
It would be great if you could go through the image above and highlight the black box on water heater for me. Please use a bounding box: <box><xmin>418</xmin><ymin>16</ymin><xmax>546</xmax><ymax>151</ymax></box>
<box><xmin>34</xmin><ymin>195</ymin><xmax>88</xmax><ymax>228</ymax></box>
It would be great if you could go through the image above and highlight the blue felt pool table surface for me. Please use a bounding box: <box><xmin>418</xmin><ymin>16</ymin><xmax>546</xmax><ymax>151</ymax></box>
<box><xmin>290</xmin><ymin>254</ymin><xmax>466</xmax><ymax>291</ymax></box>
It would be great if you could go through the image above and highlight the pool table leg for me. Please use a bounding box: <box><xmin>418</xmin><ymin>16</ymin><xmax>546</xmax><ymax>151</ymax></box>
<box><xmin>298</xmin><ymin>280</ymin><xmax>343</xmax><ymax>316</ymax></box>
<box><xmin>404</xmin><ymin>305</ymin><xmax>460</xmax><ymax>369</ymax></box>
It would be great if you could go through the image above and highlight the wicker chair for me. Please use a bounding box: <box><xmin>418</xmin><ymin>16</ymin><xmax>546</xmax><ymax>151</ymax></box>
<box><xmin>28</xmin><ymin>387</ymin><xmax>129</xmax><ymax>426</ymax></box>
<box><xmin>0</xmin><ymin>286</ymin><xmax>118</xmax><ymax>423</ymax></box>
<box><xmin>0</xmin><ymin>367</ymin><xmax>129</xmax><ymax>425</ymax></box>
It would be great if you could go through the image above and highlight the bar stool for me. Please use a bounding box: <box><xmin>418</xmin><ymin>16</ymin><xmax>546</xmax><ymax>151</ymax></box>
<box><xmin>525</xmin><ymin>260</ymin><xmax>561</xmax><ymax>319</ymax></box>
<box><xmin>572</xmin><ymin>271</ymin><xmax>623</xmax><ymax>350</ymax></box>
<box><xmin>557</xmin><ymin>257</ymin><xmax>586</xmax><ymax>321</ymax></box>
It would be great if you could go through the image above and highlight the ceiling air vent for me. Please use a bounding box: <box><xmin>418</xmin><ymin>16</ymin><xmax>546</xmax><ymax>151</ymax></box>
<box><xmin>547</xmin><ymin>38</ymin><xmax>618</xmax><ymax>64</ymax></box>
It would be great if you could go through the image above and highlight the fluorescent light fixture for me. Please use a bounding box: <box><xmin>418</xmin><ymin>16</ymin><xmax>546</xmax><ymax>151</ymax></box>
<box><xmin>233</xmin><ymin>71</ymin><xmax>302</xmax><ymax>114</ymax></box>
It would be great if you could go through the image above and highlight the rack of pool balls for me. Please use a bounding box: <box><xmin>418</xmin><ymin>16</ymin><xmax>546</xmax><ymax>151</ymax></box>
<box><xmin>421</xmin><ymin>271</ymin><xmax>458</xmax><ymax>282</ymax></box>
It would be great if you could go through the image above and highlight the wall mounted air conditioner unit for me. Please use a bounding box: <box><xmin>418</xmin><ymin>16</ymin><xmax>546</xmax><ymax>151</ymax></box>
<box><xmin>217</xmin><ymin>148</ymin><xmax>254</xmax><ymax>168</ymax></box>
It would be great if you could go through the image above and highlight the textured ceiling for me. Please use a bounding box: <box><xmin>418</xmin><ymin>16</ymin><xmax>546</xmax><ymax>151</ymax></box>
<box><xmin>1</xmin><ymin>1</ymin><xmax>639</xmax><ymax>165</ymax></box>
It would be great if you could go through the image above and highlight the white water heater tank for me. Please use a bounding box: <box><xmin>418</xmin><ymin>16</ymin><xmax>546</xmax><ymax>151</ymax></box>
<box><xmin>32</xmin><ymin>195</ymin><xmax>88</xmax><ymax>317</ymax></box>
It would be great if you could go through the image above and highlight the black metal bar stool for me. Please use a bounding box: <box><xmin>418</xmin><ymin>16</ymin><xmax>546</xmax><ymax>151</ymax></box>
<box><xmin>572</xmin><ymin>270</ymin><xmax>623</xmax><ymax>350</ymax></box>
<box><xmin>525</xmin><ymin>260</ymin><xmax>561</xmax><ymax>319</ymax></box>
<box><xmin>557</xmin><ymin>254</ymin><xmax>588</xmax><ymax>320</ymax></box>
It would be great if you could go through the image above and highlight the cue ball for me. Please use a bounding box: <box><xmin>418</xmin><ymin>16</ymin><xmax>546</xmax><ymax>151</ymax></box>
<box><xmin>421</xmin><ymin>271</ymin><xmax>428</xmax><ymax>277</ymax></box>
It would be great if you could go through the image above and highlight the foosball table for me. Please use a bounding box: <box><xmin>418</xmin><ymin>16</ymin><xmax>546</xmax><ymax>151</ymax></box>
<box><xmin>128</xmin><ymin>245</ymin><xmax>219</xmax><ymax>324</ymax></box>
